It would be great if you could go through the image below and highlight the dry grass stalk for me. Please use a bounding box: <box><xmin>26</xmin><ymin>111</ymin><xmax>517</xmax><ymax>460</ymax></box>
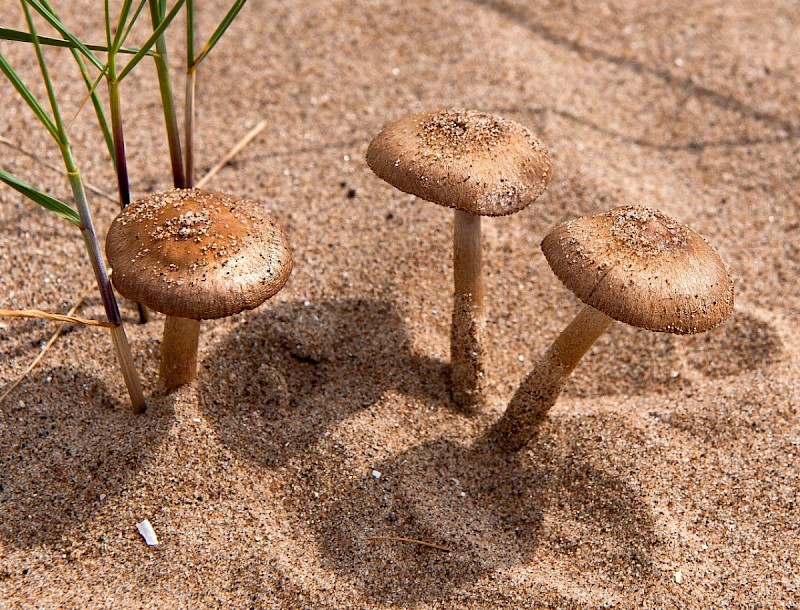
<box><xmin>0</xmin><ymin>287</ymin><xmax>93</xmax><ymax>405</ymax></box>
<box><xmin>365</xmin><ymin>535</ymin><xmax>451</xmax><ymax>552</ymax></box>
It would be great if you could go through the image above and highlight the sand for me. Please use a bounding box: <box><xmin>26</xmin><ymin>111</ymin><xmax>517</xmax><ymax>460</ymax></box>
<box><xmin>1</xmin><ymin>0</ymin><xmax>798</xmax><ymax>607</ymax></box>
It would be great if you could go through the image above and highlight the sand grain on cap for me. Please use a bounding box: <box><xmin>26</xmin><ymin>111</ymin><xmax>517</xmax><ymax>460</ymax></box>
<box><xmin>608</xmin><ymin>207</ymin><xmax>690</xmax><ymax>256</ymax></box>
<box><xmin>418</xmin><ymin>109</ymin><xmax>511</xmax><ymax>158</ymax></box>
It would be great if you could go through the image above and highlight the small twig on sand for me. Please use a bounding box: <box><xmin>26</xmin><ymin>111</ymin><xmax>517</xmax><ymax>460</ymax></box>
<box><xmin>196</xmin><ymin>120</ymin><xmax>267</xmax><ymax>189</ymax></box>
<box><xmin>365</xmin><ymin>535</ymin><xmax>451</xmax><ymax>552</ymax></box>
<box><xmin>0</xmin><ymin>288</ymin><xmax>94</xmax><ymax>405</ymax></box>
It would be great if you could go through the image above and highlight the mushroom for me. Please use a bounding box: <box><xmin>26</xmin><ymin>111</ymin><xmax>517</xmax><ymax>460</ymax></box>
<box><xmin>106</xmin><ymin>188</ymin><xmax>292</xmax><ymax>390</ymax></box>
<box><xmin>366</xmin><ymin>108</ymin><xmax>552</xmax><ymax>411</ymax></box>
<box><xmin>489</xmin><ymin>205</ymin><xmax>734</xmax><ymax>451</ymax></box>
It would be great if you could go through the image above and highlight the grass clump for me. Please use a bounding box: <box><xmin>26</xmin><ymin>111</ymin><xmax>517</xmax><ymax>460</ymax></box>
<box><xmin>0</xmin><ymin>0</ymin><xmax>249</xmax><ymax>411</ymax></box>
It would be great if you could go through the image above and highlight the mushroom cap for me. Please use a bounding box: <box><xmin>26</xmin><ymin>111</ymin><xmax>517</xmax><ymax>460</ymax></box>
<box><xmin>541</xmin><ymin>206</ymin><xmax>734</xmax><ymax>334</ymax></box>
<box><xmin>366</xmin><ymin>108</ymin><xmax>552</xmax><ymax>216</ymax></box>
<box><xmin>106</xmin><ymin>189</ymin><xmax>292</xmax><ymax>320</ymax></box>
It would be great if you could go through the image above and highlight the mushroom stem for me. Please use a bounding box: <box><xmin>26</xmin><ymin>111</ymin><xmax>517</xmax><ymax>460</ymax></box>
<box><xmin>451</xmin><ymin>209</ymin><xmax>488</xmax><ymax>412</ymax></box>
<box><xmin>137</xmin><ymin>302</ymin><xmax>151</xmax><ymax>323</ymax></box>
<box><xmin>489</xmin><ymin>304</ymin><xmax>613</xmax><ymax>451</ymax></box>
<box><xmin>160</xmin><ymin>316</ymin><xmax>201</xmax><ymax>390</ymax></box>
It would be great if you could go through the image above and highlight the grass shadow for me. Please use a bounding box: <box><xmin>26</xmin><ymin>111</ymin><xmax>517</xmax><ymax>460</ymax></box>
<box><xmin>0</xmin><ymin>365</ymin><xmax>173</xmax><ymax>548</ymax></box>
<box><xmin>0</xmin><ymin>318</ymin><xmax>76</xmax><ymax>367</ymax></box>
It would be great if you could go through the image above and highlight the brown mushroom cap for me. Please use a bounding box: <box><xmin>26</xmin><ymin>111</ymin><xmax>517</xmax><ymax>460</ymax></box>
<box><xmin>106</xmin><ymin>189</ymin><xmax>292</xmax><ymax>320</ymax></box>
<box><xmin>541</xmin><ymin>206</ymin><xmax>734</xmax><ymax>334</ymax></box>
<box><xmin>366</xmin><ymin>108</ymin><xmax>552</xmax><ymax>216</ymax></box>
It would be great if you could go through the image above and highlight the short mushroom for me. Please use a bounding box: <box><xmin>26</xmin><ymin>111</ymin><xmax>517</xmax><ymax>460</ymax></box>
<box><xmin>106</xmin><ymin>188</ymin><xmax>292</xmax><ymax>390</ymax></box>
<box><xmin>366</xmin><ymin>108</ymin><xmax>552</xmax><ymax>412</ymax></box>
<box><xmin>489</xmin><ymin>205</ymin><xmax>734</xmax><ymax>451</ymax></box>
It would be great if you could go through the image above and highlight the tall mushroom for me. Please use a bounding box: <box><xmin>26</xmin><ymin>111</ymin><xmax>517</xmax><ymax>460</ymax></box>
<box><xmin>489</xmin><ymin>205</ymin><xmax>734</xmax><ymax>451</ymax></box>
<box><xmin>366</xmin><ymin>109</ymin><xmax>552</xmax><ymax>412</ymax></box>
<box><xmin>106</xmin><ymin>188</ymin><xmax>292</xmax><ymax>390</ymax></box>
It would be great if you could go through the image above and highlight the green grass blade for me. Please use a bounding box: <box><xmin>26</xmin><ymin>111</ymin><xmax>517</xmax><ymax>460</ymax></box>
<box><xmin>32</xmin><ymin>0</ymin><xmax>114</xmax><ymax>163</ymax></box>
<box><xmin>0</xmin><ymin>27</ymin><xmax>143</xmax><ymax>54</ymax></box>
<box><xmin>0</xmin><ymin>53</ymin><xmax>58</xmax><ymax>139</ymax></box>
<box><xmin>105</xmin><ymin>0</ymin><xmax>112</xmax><ymax>48</ymax></box>
<box><xmin>0</xmin><ymin>168</ymin><xmax>81</xmax><ymax>226</ymax></box>
<box><xmin>119</xmin><ymin>0</ymin><xmax>148</xmax><ymax>49</ymax></box>
<box><xmin>186</xmin><ymin>0</ymin><xmax>194</xmax><ymax>65</ymax></box>
<box><xmin>148</xmin><ymin>0</ymin><xmax>186</xmax><ymax>188</ymax></box>
<box><xmin>22</xmin><ymin>0</ymin><xmax>67</xmax><ymax>146</ymax></box>
<box><xmin>32</xmin><ymin>0</ymin><xmax>110</xmax><ymax>161</ymax></box>
<box><xmin>74</xmin><ymin>51</ymin><xmax>116</xmax><ymax>163</ymax></box>
<box><xmin>117</xmin><ymin>0</ymin><xmax>185</xmax><ymax>82</ymax></box>
<box><xmin>111</xmin><ymin>0</ymin><xmax>134</xmax><ymax>50</ymax></box>
<box><xmin>24</xmin><ymin>0</ymin><xmax>104</xmax><ymax>71</ymax></box>
<box><xmin>193</xmin><ymin>0</ymin><xmax>246</xmax><ymax>66</ymax></box>
<box><xmin>149</xmin><ymin>0</ymin><xmax>166</xmax><ymax>20</ymax></box>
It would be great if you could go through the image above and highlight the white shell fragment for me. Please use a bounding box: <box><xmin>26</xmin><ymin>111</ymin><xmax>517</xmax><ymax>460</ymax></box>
<box><xmin>136</xmin><ymin>519</ymin><xmax>160</xmax><ymax>546</ymax></box>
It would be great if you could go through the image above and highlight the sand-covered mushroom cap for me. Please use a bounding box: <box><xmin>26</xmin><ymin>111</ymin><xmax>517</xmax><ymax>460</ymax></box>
<box><xmin>542</xmin><ymin>206</ymin><xmax>734</xmax><ymax>334</ymax></box>
<box><xmin>106</xmin><ymin>189</ymin><xmax>292</xmax><ymax>320</ymax></box>
<box><xmin>366</xmin><ymin>108</ymin><xmax>552</xmax><ymax>216</ymax></box>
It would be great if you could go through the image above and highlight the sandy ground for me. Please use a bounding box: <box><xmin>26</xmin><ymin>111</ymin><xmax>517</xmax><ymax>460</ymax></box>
<box><xmin>1</xmin><ymin>0</ymin><xmax>799</xmax><ymax>607</ymax></box>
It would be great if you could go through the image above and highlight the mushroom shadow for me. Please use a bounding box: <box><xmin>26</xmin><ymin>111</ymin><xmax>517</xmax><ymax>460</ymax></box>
<box><xmin>0</xmin><ymin>366</ymin><xmax>173</xmax><ymax>548</ymax></box>
<box><xmin>299</xmin><ymin>427</ymin><xmax>658</xmax><ymax>605</ymax></box>
<box><xmin>680</xmin><ymin>310</ymin><xmax>784</xmax><ymax>379</ymax></box>
<box><xmin>200</xmin><ymin>298</ymin><xmax>450</xmax><ymax>468</ymax></box>
<box><xmin>565</xmin><ymin>322</ymin><xmax>683</xmax><ymax>398</ymax></box>
<box><xmin>563</xmin><ymin>309</ymin><xmax>783</xmax><ymax>398</ymax></box>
